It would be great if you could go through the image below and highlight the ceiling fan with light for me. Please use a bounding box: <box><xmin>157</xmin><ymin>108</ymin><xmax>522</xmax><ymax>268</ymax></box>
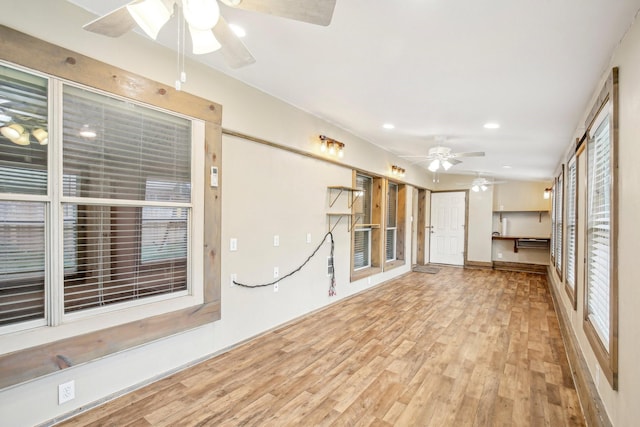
<box><xmin>400</xmin><ymin>145</ymin><xmax>485</xmax><ymax>172</ymax></box>
<box><xmin>82</xmin><ymin>0</ymin><xmax>337</xmax><ymax>69</ymax></box>
<box><xmin>467</xmin><ymin>176</ymin><xmax>505</xmax><ymax>192</ymax></box>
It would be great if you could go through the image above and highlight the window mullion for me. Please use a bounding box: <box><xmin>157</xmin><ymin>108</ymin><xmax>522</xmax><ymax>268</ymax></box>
<box><xmin>48</xmin><ymin>79</ymin><xmax>64</xmax><ymax>326</ymax></box>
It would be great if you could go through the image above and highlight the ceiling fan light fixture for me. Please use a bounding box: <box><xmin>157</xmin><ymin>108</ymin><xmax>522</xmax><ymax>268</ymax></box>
<box><xmin>428</xmin><ymin>159</ymin><xmax>440</xmax><ymax>172</ymax></box>
<box><xmin>79</xmin><ymin>124</ymin><xmax>97</xmax><ymax>139</ymax></box>
<box><xmin>182</xmin><ymin>0</ymin><xmax>220</xmax><ymax>30</ymax></box>
<box><xmin>471</xmin><ymin>185</ymin><xmax>480</xmax><ymax>192</ymax></box>
<box><xmin>127</xmin><ymin>0</ymin><xmax>173</xmax><ymax>40</ymax></box>
<box><xmin>442</xmin><ymin>160</ymin><xmax>452</xmax><ymax>171</ymax></box>
<box><xmin>228</xmin><ymin>23</ymin><xmax>246</xmax><ymax>38</ymax></box>
<box><xmin>481</xmin><ymin>185</ymin><xmax>488</xmax><ymax>192</ymax></box>
<box><xmin>189</xmin><ymin>25</ymin><xmax>221</xmax><ymax>54</ymax></box>
<box><xmin>32</xmin><ymin>128</ymin><xmax>48</xmax><ymax>145</ymax></box>
<box><xmin>1</xmin><ymin>123</ymin><xmax>24</xmax><ymax>141</ymax></box>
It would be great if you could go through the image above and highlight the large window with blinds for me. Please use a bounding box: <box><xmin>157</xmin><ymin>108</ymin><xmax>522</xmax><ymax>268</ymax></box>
<box><xmin>586</xmin><ymin>104</ymin><xmax>614</xmax><ymax>350</ymax></box>
<box><xmin>565</xmin><ymin>155</ymin><xmax>577</xmax><ymax>306</ymax></box>
<box><xmin>61</xmin><ymin>85</ymin><xmax>192</xmax><ymax>313</ymax></box>
<box><xmin>0</xmin><ymin>65</ymin><xmax>48</xmax><ymax>327</ymax></box>
<box><xmin>551</xmin><ymin>181</ymin><xmax>556</xmax><ymax>265</ymax></box>
<box><xmin>583</xmin><ymin>68</ymin><xmax>618</xmax><ymax>389</ymax></box>
<box><xmin>555</xmin><ymin>167</ymin><xmax>564</xmax><ymax>279</ymax></box>
<box><xmin>353</xmin><ymin>174</ymin><xmax>373</xmax><ymax>270</ymax></box>
<box><xmin>0</xmin><ymin>63</ymin><xmax>200</xmax><ymax>330</ymax></box>
<box><xmin>386</xmin><ymin>182</ymin><xmax>398</xmax><ymax>262</ymax></box>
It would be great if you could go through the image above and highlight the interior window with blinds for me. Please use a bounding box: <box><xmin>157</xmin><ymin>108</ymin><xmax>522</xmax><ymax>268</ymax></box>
<box><xmin>586</xmin><ymin>106</ymin><xmax>612</xmax><ymax>349</ymax></box>
<box><xmin>551</xmin><ymin>181</ymin><xmax>556</xmax><ymax>263</ymax></box>
<box><xmin>555</xmin><ymin>169</ymin><xmax>563</xmax><ymax>276</ymax></box>
<box><xmin>0</xmin><ymin>65</ymin><xmax>48</xmax><ymax>327</ymax></box>
<box><xmin>62</xmin><ymin>85</ymin><xmax>192</xmax><ymax>313</ymax></box>
<box><xmin>386</xmin><ymin>182</ymin><xmax>398</xmax><ymax>262</ymax></box>
<box><xmin>565</xmin><ymin>156</ymin><xmax>577</xmax><ymax>297</ymax></box>
<box><xmin>353</xmin><ymin>174</ymin><xmax>372</xmax><ymax>270</ymax></box>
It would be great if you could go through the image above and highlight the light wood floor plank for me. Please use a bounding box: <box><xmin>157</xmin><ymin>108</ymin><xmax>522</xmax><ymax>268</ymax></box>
<box><xmin>58</xmin><ymin>268</ymin><xmax>585</xmax><ymax>426</ymax></box>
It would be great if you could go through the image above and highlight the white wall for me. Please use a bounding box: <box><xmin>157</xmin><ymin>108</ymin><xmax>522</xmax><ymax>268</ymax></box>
<box><xmin>548</xmin><ymin>12</ymin><xmax>640</xmax><ymax>426</ymax></box>
<box><xmin>0</xmin><ymin>2</ymin><xmax>423</xmax><ymax>425</ymax></box>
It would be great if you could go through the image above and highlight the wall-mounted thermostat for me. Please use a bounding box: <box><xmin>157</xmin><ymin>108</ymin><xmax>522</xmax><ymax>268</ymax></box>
<box><xmin>210</xmin><ymin>166</ymin><xmax>218</xmax><ymax>187</ymax></box>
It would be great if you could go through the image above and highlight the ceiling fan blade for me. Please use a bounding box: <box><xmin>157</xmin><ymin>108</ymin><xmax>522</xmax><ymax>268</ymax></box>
<box><xmin>451</xmin><ymin>151</ymin><xmax>485</xmax><ymax>158</ymax></box>
<box><xmin>407</xmin><ymin>158</ymin><xmax>433</xmax><ymax>165</ymax></box>
<box><xmin>83</xmin><ymin>4</ymin><xmax>137</xmax><ymax>38</ymax></box>
<box><xmin>212</xmin><ymin>16</ymin><xmax>256</xmax><ymax>68</ymax></box>
<box><xmin>448</xmin><ymin>158</ymin><xmax>463</xmax><ymax>165</ymax></box>
<box><xmin>399</xmin><ymin>155</ymin><xmax>433</xmax><ymax>159</ymax></box>
<box><xmin>225</xmin><ymin>0</ymin><xmax>337</xmax><ymax>26</ymax></box>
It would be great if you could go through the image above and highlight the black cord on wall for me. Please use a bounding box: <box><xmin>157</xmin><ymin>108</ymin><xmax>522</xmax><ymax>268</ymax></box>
<box><xmin>232</xmin><ymin>231</ymin><xmax>337</xmax><ymax>296</ymax></box>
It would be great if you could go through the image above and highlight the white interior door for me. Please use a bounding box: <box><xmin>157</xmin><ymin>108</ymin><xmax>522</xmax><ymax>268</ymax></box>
<box><xmin>429</xmin><ymin>191</ymin><xmax>466</xmax><ymax>265</ymax></box>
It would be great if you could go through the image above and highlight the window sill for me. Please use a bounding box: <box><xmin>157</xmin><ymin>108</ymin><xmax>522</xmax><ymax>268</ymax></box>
<box><xmin>350</xmin><ymin>266</ymin><xmax>382</xmax><ymax>282</ymax></box>
<box><xmin>384</xmin><ymin>259</ymin><xmax>406</xmax><ymax>271</ymax></box>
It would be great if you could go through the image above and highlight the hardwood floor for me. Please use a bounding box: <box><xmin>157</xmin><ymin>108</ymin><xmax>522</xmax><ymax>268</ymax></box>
<box><xmin>59</xmin><ymin>267</ymin><xmax>584</xmax><ymax>426</ymax></box>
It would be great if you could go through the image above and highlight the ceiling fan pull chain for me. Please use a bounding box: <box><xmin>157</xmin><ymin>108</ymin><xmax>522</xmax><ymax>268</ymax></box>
<box><xmin>175</xmin><ymin>2</ymin><xmax>186</xmax><ymax>91</ymax></box>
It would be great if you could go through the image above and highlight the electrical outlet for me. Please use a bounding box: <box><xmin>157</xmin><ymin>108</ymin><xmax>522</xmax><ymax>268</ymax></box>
<box><xmin>497</xmin><ymin>252</ymin><xmax>503</xmax><ymax>259</ymax></box>
<box><xmin>274</xmin><ymin>283</ymin><xmax>279</xmax><ymax>292</ymax></box>
<box><xmin>273</xmin><ymin>235</ymin><xmax>279</xmax><ymax>247</ymax></box>
<box><xmin>230</xmin><ymin>273</ymin><xmax>237</xmax><ymax>287</ymax></box>
<box><xmin>306</xmin><ymin>233</ymin><xmax>312</xmax><ymax>244</ymax></box>
<box><xmin>229</xmin><ymin>238</ymin><xmax>237</xmax><ymax>251</ymax></box>
<box><xmin>58</xmin><ymin>380</ymin><xmax>75</xmax><ymax>405</ymax></box>
<box><xmin>273</xmin><ymin>267</ymin><xmax>279</xmax><ymax>278</ymax></box>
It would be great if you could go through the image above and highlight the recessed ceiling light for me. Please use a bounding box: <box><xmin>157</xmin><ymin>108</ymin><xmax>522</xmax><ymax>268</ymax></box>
<box><xmin>383</xmin><ymin>123</ymin><xmax>395</xmax><ymax>130</ymax></box>
<box><xmin>229</xmin><ymin>23</ymin><xmax>246</xmax><ymax>38</ymax></box>
<box><xmin>483</xmin><ymin>122</ymin><xmax>500</xmax><ymax>129</ymax></box>
<box><xmin>502</xmin><ymin>165</ymin><xmax>512</xmax><ymax>169</ymax></box>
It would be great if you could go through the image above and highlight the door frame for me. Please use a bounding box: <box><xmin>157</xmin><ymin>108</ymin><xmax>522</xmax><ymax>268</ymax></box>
<box><xmin>428</xmin><ymin>190</ymin><xmax>469</xmax><ymax>266</ymax></box>
<box><xmin>416</xmin><ymin>188</ymin><xmax>430</xmax><ymax>265</ymax></box>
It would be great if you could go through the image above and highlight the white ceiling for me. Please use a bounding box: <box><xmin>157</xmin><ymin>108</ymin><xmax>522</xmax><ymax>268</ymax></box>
<box><xmin>68</xmin><ymin>0</ymin><xmax>640</xmax><ymax>180</ymax></box>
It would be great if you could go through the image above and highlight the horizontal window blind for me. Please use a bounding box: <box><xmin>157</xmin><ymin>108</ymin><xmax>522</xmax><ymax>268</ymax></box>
<box><xmin>0</xmin><ymin>65</ymin><xmax>48</xmax><ymax>327</ymax></box>
<box><xmin>353</xmin><ymin>174</ymin><xmax>373</xmax><ymax>270</ymax></box>
<box><xmin>63</xmin><ymin>204</ymin><xmax>187</xmax><ymax>313</ymax></box>
<box><xmin>0</xmin><ymin>201</ymin><xmax>46</xmax><ymax>325</ymax></box>
<box><xmin>587</xmin><ymin>112</ymin><xmax>611</xmax><ymax>348</ymax></box>
<box><xmin>355</xmin><ymin>174</ymin><xmax>372</xmax><ymax>225</ymax></box>
<box><xmin>566</xmin><ymin>158</ymin><xmax>577</xmax><ymax>291</ymax></box>
<box><xmin>386</xmin><ymin>183</ymin><xmax>398</xmax><ymax>261</ymax></box>
<box><xmin>551</xmin><ymin>182</ymin><xmax>556</xmax><ymax>261</ymax></box>
<box><xmin>0</xmin><ymin>65</ymin><xmax>48</xmax><ymax>195</ymax></box>
<box><xmin>556</xmin><ymin>171</ymin><xmax>563</xmax><ymax>274</ymax></box>
<box><xmin>386</xmin><ymin>228</ymin><xmax>397</xmax><ymax>261</ymax></box>
<box><xmin>61</xmin><ymin>84</ymin><xmax>192</xmax><ymax>313</ymax></box>
<box><xmin>62</xmin><ymin>85</ymin><xmax>190</xmax><ymax>200</ymax></box>
<box><xmin>387</xmin><ymin>183</ymin><xmax>397</xmax><ymax>228</ymax></box>
<box><xmin>354</xmin><ymin>229</ymin><xmax>371</xmax><ymax>270</ymax></box>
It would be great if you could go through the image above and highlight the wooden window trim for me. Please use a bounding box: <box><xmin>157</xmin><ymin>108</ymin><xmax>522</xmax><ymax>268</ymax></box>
<box><xmin>564</xmin><ymin>155</ymin><xmax>578</xmax><ymax>310</ymax></box>
<box><xmin>384</xmin><ymin>181</ymin><xmax>406</xmax><ymax>271</ymax></box>
<box><xmin>0</xmin><ymin>25</ymin><xmax>221</xmax><ymax>390</ymax></box>
<box><xmin>350</xmin><ymin>171</ymin><xmax>383</xmax><ymax>282</ymax></box>
<box><xmin>582</xmin><ymin>67</ymin><xmax>618</xmax><ymax>390</ymax></box>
